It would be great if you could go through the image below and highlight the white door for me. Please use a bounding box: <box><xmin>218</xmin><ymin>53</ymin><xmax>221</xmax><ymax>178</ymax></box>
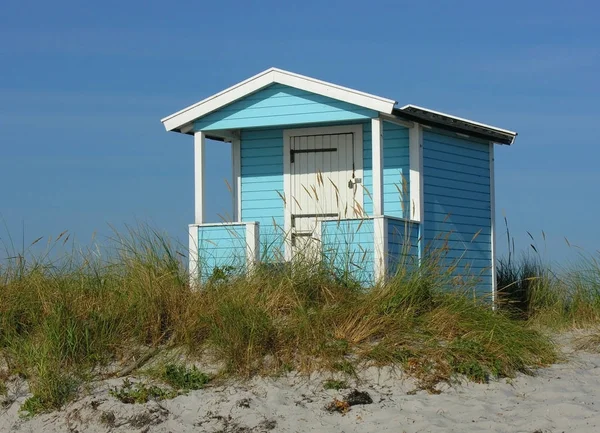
<box><xmin>289</xmin><ymin>131</ymin><xmax>363</xmax><ymax>255</ymax></box>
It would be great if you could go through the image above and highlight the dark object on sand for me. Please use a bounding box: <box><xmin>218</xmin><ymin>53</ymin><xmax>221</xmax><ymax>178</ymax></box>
<box><xmin>325</xmin><ymin>389</ymin><xmax>373</xmax><ymax>414</ymax></box>
<box><xmin>345</xmin><ymin>389</ymin><xmax>373</xmax><ymax>406</ymax></box>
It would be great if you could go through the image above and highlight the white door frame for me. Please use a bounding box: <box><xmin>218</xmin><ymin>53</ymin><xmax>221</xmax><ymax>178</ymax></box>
<box><xmin>283</xmin><ymin>124</ymin><xmax>364</xmax><ymax>260</ymax></box>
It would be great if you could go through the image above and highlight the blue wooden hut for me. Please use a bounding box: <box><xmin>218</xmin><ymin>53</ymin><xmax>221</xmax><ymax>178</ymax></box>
<box><xmin>161</xmin><ymin>68</ymin><xmax>517</xmax><ymax>296</ymax></box>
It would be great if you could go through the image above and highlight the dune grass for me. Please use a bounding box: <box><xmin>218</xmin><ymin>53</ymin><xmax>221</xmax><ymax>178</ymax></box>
<box><xmin>0</xmin><ymin>223</ymin><xmax>588</xmax><ymax>414</ymax></box>
<box><xmin>495</xmin><ymin>220</ymin><xmax>600</xmax><ymax>329</ymax></box>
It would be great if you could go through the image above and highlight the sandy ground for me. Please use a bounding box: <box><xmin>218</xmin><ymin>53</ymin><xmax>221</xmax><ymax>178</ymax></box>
<box><xmin>2</xmin><ymin>348</ymin><xmax>600</xmax><ymax>432</ymax></box>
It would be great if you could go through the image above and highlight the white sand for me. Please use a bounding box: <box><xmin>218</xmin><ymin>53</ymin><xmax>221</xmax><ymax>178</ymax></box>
<box><xmin>2</xmin><ymin>349</ymin><xmax>600</xmax><ymax>432</ymax></box>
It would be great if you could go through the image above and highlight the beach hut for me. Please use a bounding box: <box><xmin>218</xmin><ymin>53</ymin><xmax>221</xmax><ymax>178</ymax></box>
<box><xmin>160</xmin><ymin>68</ymin><xmax>517</xmax><ymax>296</ymax></box>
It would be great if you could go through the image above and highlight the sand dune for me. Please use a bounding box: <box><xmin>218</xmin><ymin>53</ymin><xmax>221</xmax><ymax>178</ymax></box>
<box><xmin>2</xmin><ymin>347</ymin><xmax>600</xmax><ymax>432</ymax></box>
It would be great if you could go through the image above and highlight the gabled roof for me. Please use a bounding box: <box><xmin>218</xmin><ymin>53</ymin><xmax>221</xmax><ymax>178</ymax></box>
<box><xmin>161</xmin><ymin>67</ymin><xmax>518</xmax><ymax>145</ymax></box>
<box><xmin>161</xmin><ymin>67</ymin><xmax>396</xmax><ymax>132</ymax></box>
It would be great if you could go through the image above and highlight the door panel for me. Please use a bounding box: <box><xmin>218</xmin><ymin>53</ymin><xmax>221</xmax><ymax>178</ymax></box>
<box><xmin>290</xmin><ymin>132</ymin><xmax>363</xmax><ymax>256</ymax></box>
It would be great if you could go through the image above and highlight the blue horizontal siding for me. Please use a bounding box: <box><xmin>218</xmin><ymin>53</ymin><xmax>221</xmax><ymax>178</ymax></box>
<box><xmin>321</xmin><ymin>218</ymin><xmax>375</xmax><ymax>286</ymax></box>
<box><xmin>194</xmin><ymin>84</ymin><xmax>377</xmax><ymax>131</ymax></box>
<box><xmin>424</xmin><ymin>148</ymin><xmax>490</xmax><ymax>168</ymax></box>
<box><xmin>240</xmin><ymin>128</ymin><xmax>285</xmax><ymax>260</ymax></box>
<box><xmin>424</xmin><ymin>185</ymin><xmax>490</xmax><ymax>202</ymax></box>
<box><xmin>425</xmin><ymin>202</ymin><xmax>491</xmax><ymax>218</ymax></box>
<box><xmin>362</xmin><ymin>121</ymin><xmax>410</xmax><ymax>218</ymax></box>
<box><xmin>423</xmin><ymin>129</ymin><xmax>492</xmax><ymax>295</ymax></box>
<box><xmin>424</xmin><ymin>158</ymin><xmax>491</xmax><ymax>178</ymax></box>
<box><xmin>387</xmin><ymin>218</ymin><xmax>420</xmax><ymax>275</ymax></box>
<box><xmin>425</xmin><ymin>195</ymin><xmax>491</xmax><ymax>211</ymax></box>
<box><xmin>426</xmin><ymin>176</ymin><xmax>490</xmax><ymax>193</ymax></box>
<box><xmin>383</xmin><ymin>122</ymin><xmax>410</xmax><ymax>219</ymax></box>
<box><xmin>197</xmin><ymin>225</ymin><xmax>247</xmax><ymax>281</ymax></box>
<box><xmin>241</xmin><ymin>154</ymin><xmax>282</xmax><ymax>166</ymax></box>
<box><xmin>426</xmin><ymin>219</ymin><xmax>492</xmax><ymax>236</ymax></box>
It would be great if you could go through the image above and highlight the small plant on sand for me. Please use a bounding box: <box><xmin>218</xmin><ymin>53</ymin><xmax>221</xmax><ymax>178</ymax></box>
<box><xmin>447</xmin><ymin>339</ymin><xmax>496</xmax><ymax>383</ymax></box>
<box><xmin>109</xmin><ymin>379</ymin><xmax>177</xmax><ymax>404</ymax></box>
<box><xmin>162</xmin><ymin>363</ymin><xmax>210</xmax><ymax>390</ymax></box>
<box><xmin>323</xmin><ymin>379</ymin><xmax>348</xmax><ymax>390</ymax></box>
<box><xmin>20</xmin><ymin>373</ymin><xmax>78</xmax><ymax>416</ymax></box>
<box><xmin>332</xmin><ymin>360</ymin><xmax>356</xmax><ymax>377</ymax></box>
<box><xmin>100</xmin><ymin>411</ymin><xmax>116</xmax><ymax>427</ymax></box>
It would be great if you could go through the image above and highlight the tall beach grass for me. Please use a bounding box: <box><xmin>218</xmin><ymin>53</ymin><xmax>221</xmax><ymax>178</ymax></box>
<box><xmin>496</xmin><ymin>218</ymin><xmax>600</xmax><ymax>328</ymax></box>
<box><xmin>0</xmin><ymin>223</ymin><xmax>564</xmax><ymax>414</ymax></box>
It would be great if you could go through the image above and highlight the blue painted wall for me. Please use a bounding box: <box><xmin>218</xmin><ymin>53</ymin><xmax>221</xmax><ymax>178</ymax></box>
<box><xmin>321</xmin><ymin>218</ymin><xmax>375</xmax><ymax>285</ymax></box>
<box><xmin>194</xmin><ymin>84</ymin><xmax>377</xmax><ymax>131</ymax></box>
<box><xmin>383</xmin><ymin>123</ymin><xmax>410</xmax><ymax>218</ymax></box>
<box><xmin>197</xmin><ymin>224</ymin><xmax>247</xmax><ymax>281</ymax></box>
<box><xmin>422</xmin><ymin>129</ymin><xmax>492</xmax><ymax>293</ymax></box>
<box><xmin>387</xmin><ymin>217</ymin><xmax>420</xmax><ymax>275</ymax></box>
<box><xmin>361</xmin><ymin>121</ymin><xmax>410</xmax><ymax>219</ymax></box>
<box><xmin>240</xmin><ymin>128</ymin><xmax>286</xmax><ymax>260</ymax></box>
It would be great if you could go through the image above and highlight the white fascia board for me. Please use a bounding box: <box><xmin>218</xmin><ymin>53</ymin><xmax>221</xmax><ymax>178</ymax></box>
<box><xmin>271</xmin><ymin>69</ymin><xmax>395</xmax><ymax>114</ymax></box>
<box><xmin>400</xmin><ymin>104</ymin><xmax>518</xmax><ymax>142</ymax></box>
<box><xmin>161</xmin><ymin>67</ymin><xmax>396</xmax><ymax>132</ymax></box>
<box><xmin>162</xmin><ymin>69</ymin><xmax>276</xmax><ymax>132</ymax></box>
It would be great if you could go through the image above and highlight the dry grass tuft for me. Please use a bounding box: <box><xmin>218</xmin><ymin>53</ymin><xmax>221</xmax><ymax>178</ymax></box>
<box><xmin>0</xmin><ymin>223</ymin><xmax>566</xmax><ymax>414</ymax></box>
<box><xmin>572</xmin><ymin>331</ymin><xmax>600</xmax><ymax>353</ymax></box>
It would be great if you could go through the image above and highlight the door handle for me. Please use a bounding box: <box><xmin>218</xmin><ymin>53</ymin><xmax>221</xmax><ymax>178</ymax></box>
<box><xmin>348</xmin><ymin>178</ymin><xmax>362</xmax><ymax>189</ymax></box>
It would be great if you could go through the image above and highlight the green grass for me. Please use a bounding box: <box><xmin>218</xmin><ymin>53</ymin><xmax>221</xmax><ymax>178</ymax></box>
<box><xmin>161</xmin><ymin>363</ymin><xmax>211</xmax><ymax>390</ymax></box>
<box><xmin>496</xmin><ymin>220</ymin><xmax>600</xmax><ymax>329</ymax></box>
<box><xmin>5</xmin><ymin>223</ymin><xmax>600</xmax><ymax>413</ymax></box>
<box><xmin>20</xmin><ymin>372</ymin><xmax>78</xmax><ymax>416</ymax></box>
<box><xmin>323</xmin><ymin>379</ymin><xmax>348</xmax><ymax>390</ymax></box>
<box><xmin>109</xmin><ymin>379</ymin><xmax>177</xmax><ymax>404</ymax></box>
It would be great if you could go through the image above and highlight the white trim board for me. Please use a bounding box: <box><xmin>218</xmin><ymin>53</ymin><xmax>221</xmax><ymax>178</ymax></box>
<box><xmin>409</xmin><ymin>124</ymin><xmax>424</xmax><ymax>223</ymax></box>
<box><xmin>188</xmin><ymin>224</ymin><xmax>199</xmax><ymax>288</ymax></box>
<box><xmin>399</xmin><ymin>104</ymin><xmax>518</xmax><ymax>142</ymax></box>
<box><xmin>490</xmin><ymin>143</ymin><xmax>497</xmax><ymax>305</ymax></box>
<box><xmin>283</xmin><ymin>123</ymin><xmax>364</xmax><ymax>261</ymax></box>
<box><xmin>189</xmin><ymin>222</ymin><xmax>255</xmax><ymax>228</ymax></box>
<box><xmin>246</xmin><ymin>222</ymin><xmax>260</xmax><ymax>270</ymax></box>
<box><xmin>232</xmin><ymin>138</ymin><xmax>242</xmax><ymax>222</ymax></box>
<box><xmin>161</xmin><ymin>68</ymin><xmax>396</xmax><ymax>132</ymax></box>
<box><xmin>371</xmin><ymin>118</ymin><xmax>384</xmax><ymax>216</ymax></box>
<box><xmin>194</xmin><ymin>131</ymin><xmax>206</xmax><ymax>224</ymax></box>
<box><xmin>373</xmin><ymin>215</ymin><xmax>388</xmax><ymax>282</ymax></box>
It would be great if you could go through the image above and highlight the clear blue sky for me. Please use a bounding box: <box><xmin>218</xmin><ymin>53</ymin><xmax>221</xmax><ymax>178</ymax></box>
<box><xmin>1</xmin><ymin>0</ymin><xmax>598</xmax><ymax>261</ymax></box>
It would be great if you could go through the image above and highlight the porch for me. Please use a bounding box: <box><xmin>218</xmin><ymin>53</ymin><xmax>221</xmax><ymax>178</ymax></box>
<box><xmin>189</xmin><ymin>216</ymin><xmax>420</xmax><ymax>285</ymax></box>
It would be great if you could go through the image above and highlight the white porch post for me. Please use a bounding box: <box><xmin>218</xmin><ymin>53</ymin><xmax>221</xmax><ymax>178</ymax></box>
<box><xmin>194</xmin><ymin>131</ymin><xmax>206</xmax><ymax>224</ymax></box>
<box><xmin>232</xmin><ymin>137</ymin><xmax>242</xmax><ymax>222</ymax></box>
<box><xmin>371</xmin><ymin>118</ymin><xmax>384</xmax><ymax>216</ymax></box>
<box><xmin>373</xmin><ymin>216</ymin><xmax>388</xmax><ymax>283</ymax></box>
<box><xmin>188</xmin><ymin>224</ymin><xmax>199</xmax><ymax>286</ymax></box>
<box><xmin>372</xmin><ymin>118</ymin><xmax>386</xmax><ymax>282</ymax></box>
<box><xmin>409</xmin><ymin>124</ymin><xmax>424</xmax><ymax>261</ymax></box>
<box><xmin>409</xmin><ymin>124</ymin><xmax>423</xmax><ymax>222</ymax></box>
<box><xmin>246</xmin><ymin>222</ymin><xmax>260</xmax><ymax>271</ymax></box>
<box><xmin>490</xmin><ymin>143</ymin><xmax>497</xmax><ymax>305</ymax></box>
